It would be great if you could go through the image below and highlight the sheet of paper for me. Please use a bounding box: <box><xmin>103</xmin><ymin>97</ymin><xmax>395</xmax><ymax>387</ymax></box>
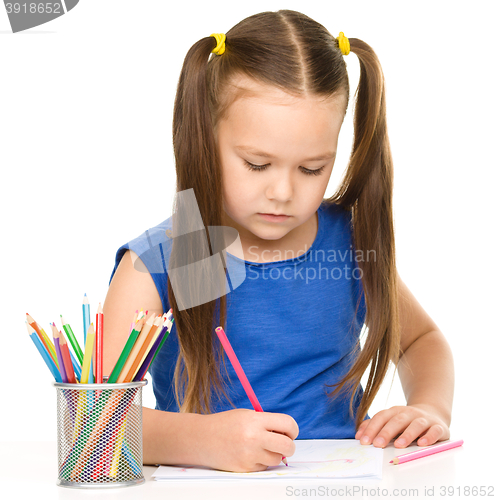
<box><xmin>152</xmin><ymin>439</ymin><xmax>383</xmax><ymax>480</ymax></box>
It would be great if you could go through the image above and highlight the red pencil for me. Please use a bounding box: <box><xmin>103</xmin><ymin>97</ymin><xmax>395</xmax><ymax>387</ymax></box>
<box><xmin>59</xmin><ymin>329</ymin><xmax>77</xmax><ymax>384</ymax></box>
<box><xmin>95</xmin><ymin>303</ymin><xmax>104</xmax><ymax>383</ymax></box>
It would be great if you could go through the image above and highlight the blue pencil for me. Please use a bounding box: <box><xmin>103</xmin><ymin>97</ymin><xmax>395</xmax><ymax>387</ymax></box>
<box><xmin>82</xmin><ymin>293</ymin><xmax>91</xmax><ymax>342</ymax></box>
<box><xmin>69</xmin><ymin>349</ymin><xmax>82</xmax><ymax>381</ymax></box>
<box><xmin>27</xmin><ymin>322</ymin><xmax>62</xmax><ymax>382</ymax></box>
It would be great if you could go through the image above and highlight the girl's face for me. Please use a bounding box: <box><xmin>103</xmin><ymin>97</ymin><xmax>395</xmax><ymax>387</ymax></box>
<box><xmin>216</xmin><ymin>76</ymin><xmax>346</xmax><ymax>255</ymax></box>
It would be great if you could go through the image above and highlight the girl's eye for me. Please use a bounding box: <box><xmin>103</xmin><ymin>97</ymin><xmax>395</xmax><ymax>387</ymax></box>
<box><xmin>243</xmin><ymin>160</ymin><xmax>325</xmax><ymax>176</ymax></box>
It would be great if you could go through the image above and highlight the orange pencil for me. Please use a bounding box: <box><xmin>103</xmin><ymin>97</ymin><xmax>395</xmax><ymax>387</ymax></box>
<box><xmin>26</xmin><ymin>313</ymin><xmax>58</xmax><ymax>367</ymax></box>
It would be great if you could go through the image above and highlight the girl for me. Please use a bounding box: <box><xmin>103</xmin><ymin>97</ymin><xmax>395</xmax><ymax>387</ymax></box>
<box><xmin>103</xmin><ymin>10</ymin><xmax>454</xmax><ymax>472</ymax></box>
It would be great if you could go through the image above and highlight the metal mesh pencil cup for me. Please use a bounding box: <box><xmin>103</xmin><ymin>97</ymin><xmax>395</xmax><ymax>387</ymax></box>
<box><xmin>54</xmin><ymin>380</ymin><xmax>147</xmax><ymax>488</ymax></box>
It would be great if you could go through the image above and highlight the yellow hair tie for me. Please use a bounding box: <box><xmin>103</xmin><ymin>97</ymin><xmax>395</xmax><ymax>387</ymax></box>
<box><xmin>210</xmin><ymin>33</ymin><xmax>226</xmax><ymax>55</ymax></box>
<box><xmin>336</xmin><ymin>32</ymin><xmax>350</xmax><ymax>56</ymax></box>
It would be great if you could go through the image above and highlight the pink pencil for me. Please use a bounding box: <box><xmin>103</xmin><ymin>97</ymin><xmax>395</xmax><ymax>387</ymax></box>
<box><xmin>214</xmin><ymin>326</ymin><xmax>288</xmax><ymax>466</ymax></box>
<box><xmin>390</xmin><ymin>439</ymin><xmax>464</xmax><ymax>465</ymax></box>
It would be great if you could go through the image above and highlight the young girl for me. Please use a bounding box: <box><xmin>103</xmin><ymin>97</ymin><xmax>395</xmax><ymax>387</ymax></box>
<box><xmin>103</xmin><ymin>9</ymin><xmax>454</xmax><ymax>473</ymax></box>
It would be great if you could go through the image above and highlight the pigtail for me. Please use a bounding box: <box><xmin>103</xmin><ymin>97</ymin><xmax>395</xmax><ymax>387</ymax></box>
<box><xmin>168</xmin><ymin>37</ymin><xmax>231</xmax><ymax>414</ymax></box>
<box><xmin>327</xmin><ymin>38</ymin><xmax>401</xmax><ymax>429</ymax></box>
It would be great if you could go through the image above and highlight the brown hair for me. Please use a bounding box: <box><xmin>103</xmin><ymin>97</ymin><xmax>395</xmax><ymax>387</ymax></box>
<box><xmin>168</xmin><ymin>9</ymin><xmax>401</xmax><ymax>430</ymax></box>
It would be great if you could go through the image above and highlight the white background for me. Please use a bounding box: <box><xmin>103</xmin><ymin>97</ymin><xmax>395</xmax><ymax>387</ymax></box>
<box><xmin>1</xmin><ymin>0</ymin><xmax>494</xmax><ymax>467</ymax></box>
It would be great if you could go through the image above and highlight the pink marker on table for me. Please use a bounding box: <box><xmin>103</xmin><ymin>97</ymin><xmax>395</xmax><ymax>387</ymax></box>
<box><xmin>215</xmin><ymin>326</ymin><xmax>288</xmax><ymax>466</ymax></box>
<box><xmin>390</xmin><ymin>439</ymin><xmax>464</xmax><ymax>465</ymax></box>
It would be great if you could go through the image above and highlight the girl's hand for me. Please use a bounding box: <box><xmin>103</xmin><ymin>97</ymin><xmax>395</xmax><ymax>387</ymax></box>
<box><xmin>200</xmin><ymin>409</ymin><xmax>299</xmax><ymax>472</ymax></box>
<box><xmin>355</xmin><ymin>404</ymin><xmax>450</xmax><ymax>449</ymax></box>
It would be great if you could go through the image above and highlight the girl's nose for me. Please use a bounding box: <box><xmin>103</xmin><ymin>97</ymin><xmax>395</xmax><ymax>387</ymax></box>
<box><xmin>265</xmin><ymin>171</ymin><xmax>294</xmax><ymax>202</ymax></box>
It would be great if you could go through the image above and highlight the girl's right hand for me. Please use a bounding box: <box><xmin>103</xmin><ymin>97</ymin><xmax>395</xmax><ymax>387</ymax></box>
<box><xmin>199</xmin><ymin>408</ymin><xmax>299</xmax><ymax>472</ymax></box>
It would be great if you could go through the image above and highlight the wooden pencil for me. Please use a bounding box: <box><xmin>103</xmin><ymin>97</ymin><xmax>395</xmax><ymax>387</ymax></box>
<box><xmin>81</xmin><ymin>323</ymin><xmax>96</xmax><ymax>384</ymax></box>
<box><xmin>128</xmin><ymin>310</ymin><xmax>139</xmax><ymax>335</ymax></box>
<box><xmin>123</xmin><ymin>315</ymin><xmax>161</xmax><ymax>382</ymax></box>
<box><xmin>82</xmin><ymin>294</ymin><xmax>90</xmax><ymax>341</ymax></box>
<box><xmin>26</xmin><ymin>313</ymin><xmax>58</xmax><ymax>368</ymax></box>
<box><xmin>95</xmin><ymin>303</ymin><xmax>104</xmax><ymax>383</ymax></box>
<box><xmin>107</xmin><ymin>317</ymin><xmax>145</xmax><ymax>383</ymax></box>
<box><xmin>26</xmin><ymin>322</ymin><xmax>62</xmax><ymax>382</ymax></box>
<box><xmin>130</xmin><ymin>313</ymin><xmax>169</xmax><ymax>380</ymax></box>
<box><xmin>133</xmin><ymin>318</ymin><xmax>173</xmax><ymax>382</ymax></box>
<box><xmin>390</xmin><ymin>440</ymin><xmax>464</xmax><ymax>465</ymax></box>
<box><xmin>52</xmin><ymin>323</ymin><xmax>68</xmax><ymax>383</ymax></box>
<box><xmin>59</xmin><ymin>329</ymin><xmax>77</xmax><ymax>383</ymax></box>
<box><xmin>60</xmin><ymin>315</ymin><xmax>84</xmax><ymax>364</ymax></box>
<box><xmin>118</xmin><ymin>314</ymin><xmax>157</xmax><ymax>383</ymax></box>
<box><xmin>215</xmin><ymin>325</ymin><xmax>288</xmax><ymax>466</ymax></box>
<box><xmin>82</xmin><ymin>294</ymin><xmax>94</xmax><ymax>384</ymax></box>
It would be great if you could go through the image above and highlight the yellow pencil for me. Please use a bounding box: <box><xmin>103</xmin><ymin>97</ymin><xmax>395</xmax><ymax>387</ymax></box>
<box><xmin>80</xmin><ymin>323</ymin><xmax>96</xmax><ymax>384</ymax></box>
<box><xmin>108</xmin><ymin>418</ymin><xmax>127</xmax><ymax>477</ymax></box>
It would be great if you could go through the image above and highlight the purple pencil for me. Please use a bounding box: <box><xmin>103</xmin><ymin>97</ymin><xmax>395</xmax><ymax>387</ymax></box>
<box><xmin>51</xmin><ymin>323</ymin><xmax>68</xmax><ymax>383</ymax></box>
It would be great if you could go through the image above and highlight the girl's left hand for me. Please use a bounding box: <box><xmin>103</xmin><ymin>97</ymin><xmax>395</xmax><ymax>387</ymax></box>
<box><xmin>355</xmin><ymin>404</ymin><xmax>450</xmax><ymax>448</ymax></box>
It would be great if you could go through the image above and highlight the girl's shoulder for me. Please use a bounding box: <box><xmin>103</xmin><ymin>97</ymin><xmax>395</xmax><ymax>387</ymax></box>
<box><xmin>111</xmin><ymin>215</ymin><xmax>174</xmax><ymax>283</ymax></box>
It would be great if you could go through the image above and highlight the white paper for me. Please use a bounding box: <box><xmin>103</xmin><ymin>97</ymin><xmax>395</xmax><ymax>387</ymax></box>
<box><xmin>152</xmin><ymin>439</ymin><xmax>383</xmax><ymax>480</ymax></box>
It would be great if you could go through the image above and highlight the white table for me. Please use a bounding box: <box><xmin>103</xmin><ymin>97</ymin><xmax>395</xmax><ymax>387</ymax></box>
<box><xmin>0</xmin><ymin>439</ymin><xmax>492</xmax><ymax>500</ymax></box>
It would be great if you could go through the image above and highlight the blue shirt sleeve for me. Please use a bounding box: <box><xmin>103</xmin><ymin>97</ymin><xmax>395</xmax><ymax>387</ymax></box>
<box><xmin>109</xmin><ymin>222</ymin><xmax>173</xmax><ymax>314</ymax></box>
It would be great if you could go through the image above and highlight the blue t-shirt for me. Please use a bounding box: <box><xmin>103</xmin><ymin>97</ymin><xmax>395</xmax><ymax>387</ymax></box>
<box><xmin>110</xmin><ymin>201</ymin><xmax>368</xmax><ymax>439</ymax></box>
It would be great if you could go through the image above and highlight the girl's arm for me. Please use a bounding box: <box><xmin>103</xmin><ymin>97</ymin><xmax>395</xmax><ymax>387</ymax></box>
<box><xmin>355</xmin><ymin>273</ymin><xmax>454</xmax><ymax>449</ymax></box>
<box><xmin>103</xmin><ymin>250</ymin><xmax>298</xmax><ymax>470</ymax></box>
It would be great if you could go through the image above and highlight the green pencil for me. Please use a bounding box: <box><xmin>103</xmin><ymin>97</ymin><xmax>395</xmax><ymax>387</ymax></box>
<box><xmin>60</xmin><ymin>315</ymin><xmax>84</xmax><ymax>365</ymax></box>
<box><xmin>107</xmin><ymin>317</ymin><xmax>145</xmax><ymax>384</ymax></box>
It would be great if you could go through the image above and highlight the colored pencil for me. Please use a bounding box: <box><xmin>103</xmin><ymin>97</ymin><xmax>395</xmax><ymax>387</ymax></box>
<box><xmin>126</xmin><ymin>315</ymin><xmax>162</xmax><ymax>382</ymax></box>
<box><xmin>52</xmin><ymin>324</ymin><xmax>68</xmax><ymax>383</ymax></box>
<box><xmin>107</xmin><ymin>318</ymin><xmax>145</xmax><ymax>383</ymax></box>
<box><xmin>26</xmin><ymin>313</ymin><xmax>59</xmax><ymax>368</ymax></box>
<box><xmin>215</xmin><ymin>326</ymin><xmax>262</xmax><ymax>410</ymax></box>
<box><xmin>390</xmin><ymin>439</ymin><xmax>464</xmax><ymax>465</ymax></box>
<box><xmin>60</xmin><ymin>315</ymin><xmax>84</xmax><ymax>364</ymax></box>
<box><xmin>82</xmin><ymin>294</ymin><xmax>94</xmax><ymax>384</ymax></box>
<box><xmin>95</xmin><ymin>303</ymin><xmax>104</xmax><ymax>383</ymax></box>
<box><xmin>215</xmin><ymin>326</ymin><xmax>288</xmax><ymax>466</ymax></box>
<box><xmin>133</xmin><ymin>318</ymin><xmax>173</xmax><ymax>382</ymax></box>
<box><xmin>108</xmin><ymin>417</ymin><xmax>127</xmax><ymax>477</ymax></box>
<box><xmin>70</xmin><ymin>349</ymin><xmax>82</xmax><ymax>381</ymax></box>
<box><xmin>148</xmin><ymin>316</ymin><xmax>173</xmax><ymax>367</ymax></box>
<box><xmin>118</xmin><ymin>314</ymin><xmax>157</xmax><ymax>383</ymax></box>
<box><xmin>59</xmin><ymin>329</ymin><xmax>77</xmax><ymax>384</ymax></box>
<box><xmin>81</xmin><ymin>323</ymin><xmax>96</xmax><ymax>384</ymax></box>
<box><xmin>26</xmin><ymin>322</ymin><xmax>62</xmax><ymax>382</ymax></box>
<box><xmin>128</xmin><ymin>310</ymin><xmax>139</xmax><ymax>335</ymax></box>
<box><xmin>82</xmin><ymin>294</ymin><xmax>90</xmax><ymax>341</ymax></box>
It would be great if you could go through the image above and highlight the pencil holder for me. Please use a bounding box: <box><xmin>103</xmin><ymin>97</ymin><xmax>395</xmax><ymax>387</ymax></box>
<box><xmin>53</xmin><ymin>380</ymin><xmax>147</xmax><ymax>488</ymax></box>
